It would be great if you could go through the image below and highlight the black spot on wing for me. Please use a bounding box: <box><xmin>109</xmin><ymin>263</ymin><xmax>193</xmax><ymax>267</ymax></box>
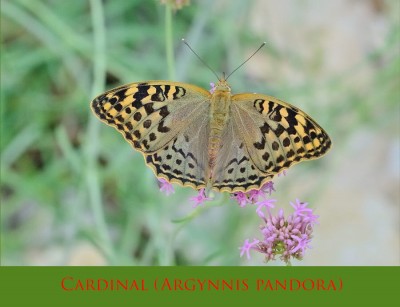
<box><xmin>143</xmin><ymin>119</ymin><xmax>152</xmax><ymax>128</ymax></box>
<box><xmin>133</xmin><ymin>85</ymin><xmax>150</xmax><ymax>101</ymax></box>
<box><xmin>144</xmin><ymin>103</ymin><xmax>154</xmax><ymax>115</ymax></box>
<box><xmin>164</xmin><ymin>85</ymin><xmax>171</xmax><ymax>98</ymax></box>
<box><xmin>253</xmin><ymin>99</ymin><xmax>266</xmax><ymax>113</ymax></box>
<box><xmin>274</xmin><ymin>124</ymin><xmax>285</xmax><ymax>137</ymax></box>
<box><xmin>172</xmin><ymin>86</ymin><xmax>186</xmax><ymax>99</ymax></box>
<box><xmin>285</xmin><ymin>107</ymin><xmax>299</xmax><ymax>126</ymax></box>
<box><xmin>133</xmin><ymin>112</ymin><xmax>142</xmax><ymax>121</ymax></box>
<box><xmin>157</xmin><ymin>120</ymin><xmax>170</xmax><ymax>133</ymax></box>
<box><xmin>151</xmin><ymin>85</ymin><xmax>166</xmax><ymax>102</ymax></box>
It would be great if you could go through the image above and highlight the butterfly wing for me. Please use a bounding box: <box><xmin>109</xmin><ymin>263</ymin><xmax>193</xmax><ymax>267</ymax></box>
<box><xmin>145</xmin><ymin>113</ymin><xmax>210</xmax><ymax>190</ymax></box>
<box><xmin>212</xmin><ymin>93</ymin><xmax>332</xmax><ymax>193</ymax></box>
<box><xmin>211</xmin><ymin>118</ymin><xmax>274</xmax><ymax>193</ymax></box>
<box><xmin>91</xmin><ymin>81</ymin><xmax>211</xmax><ymax>153</ymax></box>
<box><xmin>91</xmin><ymin>81</ymin><xmax>211</xmax><ymax>188</ymax></box>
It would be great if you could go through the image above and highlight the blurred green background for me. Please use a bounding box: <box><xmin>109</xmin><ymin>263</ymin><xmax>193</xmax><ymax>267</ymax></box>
<box><xmin>1</xmin><ymin>0</ymin><xmax>399</xmax><ymax>266</ymax></box>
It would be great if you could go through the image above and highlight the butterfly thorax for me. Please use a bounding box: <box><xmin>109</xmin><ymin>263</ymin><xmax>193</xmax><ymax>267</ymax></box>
<box><xmin>207</xmin><ymin>80</ymin><xmax>232</xmax><ymax>179</ymax></box>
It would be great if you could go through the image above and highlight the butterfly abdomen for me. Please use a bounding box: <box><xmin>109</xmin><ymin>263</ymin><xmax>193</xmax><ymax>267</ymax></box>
<box><xmin>207</xmin><ymin>90</ymin><xmax>232</xmax><ymax>178</ymax></box>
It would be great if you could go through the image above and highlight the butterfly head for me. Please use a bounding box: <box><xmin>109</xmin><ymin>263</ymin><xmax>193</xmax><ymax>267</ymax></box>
<box><xmin>214</xmin><ymin>79</ymin><xmax>231</xmax><ymax>93</ymax></box>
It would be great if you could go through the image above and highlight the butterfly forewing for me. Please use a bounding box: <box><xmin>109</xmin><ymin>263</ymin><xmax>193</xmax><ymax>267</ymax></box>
<box><xmin>231</xmin><ymin>93</ymin><xmax>332</xmax><ymax>176</ymax></box>
<box><xmin>91</xmin><ymin>81</ymin><xmax>212</xmax><ymax>188</ymax></box>
<box><xmin>91</xmin><ymin>81</ymin><xmax>211</xmax><ymax>153</ymax></box>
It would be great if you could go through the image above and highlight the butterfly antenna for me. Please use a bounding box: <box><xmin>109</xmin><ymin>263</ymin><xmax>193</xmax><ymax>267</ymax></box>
<box><xmin>225</xmin><ymin>42</ymin><xmax>266</xmax><ymax>81</ymax></box>
<box><xmin>182</xmin><ymin>38</ymin><xmax>220</xmax><ymax>81</ymax></box>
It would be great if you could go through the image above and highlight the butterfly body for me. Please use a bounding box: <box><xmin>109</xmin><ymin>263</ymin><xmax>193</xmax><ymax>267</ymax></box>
<box><xmin>91</xmin><ymin>80</ymin><xmax>331</xmax><ymax>193</ymax></box>
<box><xmin>208</xmin><ymin>80</ymin><xmax>232</xmax><ymax>177</ymax></box>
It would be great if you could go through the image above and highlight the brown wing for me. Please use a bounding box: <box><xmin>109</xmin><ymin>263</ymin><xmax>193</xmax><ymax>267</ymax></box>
<box><xmin>211</xmin><ymin>93</ymin><xmax>331</xmax><ymax>193</ymax></box>
<box><xmin>231</xmin><ymin>93</ymin><xmax>331</xmax><ymax>175</ymax></box>
<box><xmin>91</xmin><ymin>81</ymin><xmax>211</xmax><ymax>153</ymax></box>
<box><xmin>211</xmin><ymin>118</ymin><xmax>274</xmax><ymax>193</ymax></box>
<box><xmin>145</xmin><ymin>113</ymin><xmax>210</xmax><ymax>190</ymax></box>
<box><xmin>91</xmin><ymin>81</ymin><xmax>211</xmax><ymax>188</ymax></box>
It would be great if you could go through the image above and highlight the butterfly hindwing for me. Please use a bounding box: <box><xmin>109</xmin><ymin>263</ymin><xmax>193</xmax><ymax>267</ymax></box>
<box><xmin>145</xmin><ymin>113</ymin><xmax>210</xmax><ymax>190</ymax></box>
<box><xmin>211</xmin><ymin>118</ymin><xmax>273</xmax><ymax>192</ymax></box>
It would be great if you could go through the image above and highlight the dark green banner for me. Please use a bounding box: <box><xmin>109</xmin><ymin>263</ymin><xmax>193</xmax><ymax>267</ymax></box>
<box><xmin>0</xmin><ymin>267</ymin><xmax>397</xmax><ymax>306</ymax></box>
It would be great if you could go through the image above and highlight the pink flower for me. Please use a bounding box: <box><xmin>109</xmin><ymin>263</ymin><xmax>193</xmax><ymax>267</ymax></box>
<box><xmin>248</xmin><ymin>189</ymin><xmax>265</xmax><ymax>203</ymax></box>
<box><xmin>291</xmin><ymin>234</ymin><xmax>312</xmax><ymax>254</ymax></box>
<box><xmin>190</xmin><ymin>188</ymin><xmax>212</xmax><ymax>208</ymax></box>
<box><xmin>261</xmin><ymin>181</ymin><xmax>275</xmax><ymax>195</ymax></box>
<box><xmin>232</xmin><ymin>181</ymin><xmax>276</xmax><ymax>207</ymax></box>
<box><xmin>278</xmin><ymin>170</ymin><xmax>287</xmax><ymax>177</ymax></box>
<box><xmin>303</xmin><ymin>212</ymin><xmax>319</xmax><ymax>225</ymax></box>
<box><xmin>241</xmin><ymin>200</ymin><xmax>318</xmax><ymax>264</ymax></box>
<box><xmin>160</xmin><ymin>0</ymin><xmax>190</xmax><ymax>10</ymax></box>
<box><xmin>209</xmin><ymin>82</ymin><xmax>216</xmax><ymax>94</ymax></box>
<box><xmin>290</xmin><ymin>199</ymin><xmax>312</xmax><ymax>216</ymax></box>
<box><xmin>231</xmin><ymin>192</ymin><xmax>249</xmax><ymax>207</ymax></box>
<box><xmin>239</xmin><ymin>239</ymin><xmax>260</xmax><ymax>260</ymax></box>
<box><xmin>290</xmin><ymin>199</ymin><xmax>319</xmax><ymax>225</ymax></box>
<box><xmin>255</xmin><ymin>198</ymin><xmax>276</xmax><ymax>218</ymax></box>
<box><xmin>158</xmin><ymin>178</ymin><xmax>174</xmax><ymax>196</ymax></box>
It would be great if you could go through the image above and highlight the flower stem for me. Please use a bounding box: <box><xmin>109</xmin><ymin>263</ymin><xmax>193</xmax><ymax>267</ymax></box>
<box><xmin>86</xmin><ymin>0</ymin><xmax>115</xmax><ymax>264</ymax></box>
<box><xmin>165</xmin><ymin>3</ymin><xmax>175</xmax><ymax>79</ymax></box>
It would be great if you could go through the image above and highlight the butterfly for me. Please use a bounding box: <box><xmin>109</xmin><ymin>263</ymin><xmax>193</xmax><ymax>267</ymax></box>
<box><xmin>91</xmin><ymin>78</ymin><xmax>332</xmax><ymax>193</ymax></box>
